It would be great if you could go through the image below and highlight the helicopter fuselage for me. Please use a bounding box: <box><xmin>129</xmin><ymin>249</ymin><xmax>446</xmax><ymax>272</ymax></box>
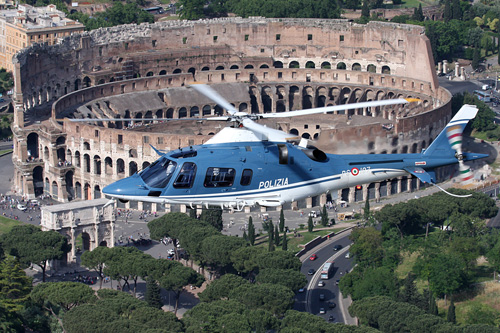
<box><xmin>102</xmin><ymin>140</ymin><xmax>462</xmax><ymax>210</ymax></box>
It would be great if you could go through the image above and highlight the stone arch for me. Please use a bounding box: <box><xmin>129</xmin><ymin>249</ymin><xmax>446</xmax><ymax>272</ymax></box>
<box><xmin>52</xmin><ymin>181</ymin><xmax>58</xmax><ymax>199</ymax></box>
<box><xmin>173</xmin><ymin>68</ymin><xmax>182</xmax><ymax>74</ymax></box>
<box><xmin>156</xmin><ymin>109</ymin><xmax>163</xmax><ymax>119</ymax></box>
<box><xmin>44</xmin><ymin>177</ymin><xmax>50</xmax><ymax>194</ymax></box>
<box><xmin>129</xmin><ymin>149</ymin><xmax>137</xmax><ymax>158</ymax></box>
<box><xmin>84</xmin><ymin>183</ymin><xmax>91</xmax><ymax>200</ymax></box>
<box><xmin>302</xmin><ymin>132</ymin><xmax>311</xmax><ymax>139</ymax></box>
<box><xmin>302</xmin><ymin>86</ymin><xmax>314</xmax><ymax>109</ymax></box>
<box><xmin>144</xmin><ymin>111</ymin><xmax>153</xmax><ymax>123</ymax></box>
<box><xmin>259</xmin><ymin>64</ymin><xmax>269</xmax><ymax>68</ymax></box>
<box><xmin>57</xmin><ymin>147</ymin><xmax>66</xmax><ymax>163</ymax></box>
<box><xmin>321</xmin><ymin>62</ymin><xmax>331</xmax><ymax>69</ymax></box>
<box><xmin>142</xmin><ymin>161</ymin><xmax>150</xmax><ymax>170</ymax></box>
<box><xmin>316</xmin><ymin>86</ymin><xmax>328</xmax><ymax>108</ymax></box>
<box><xmin>44</xmin><ymin>146</ymin><xmax>49</xmax><ymax>160</ymax></box>
<box><xmin>244</xmin><ymin>64</ymin><xmax>254</xmax><ymax>69</ymax></box>
<box><xmin>33</xmin><ymin>166</ymin><xmax>43</xmax><ymax>196</ymax></box>
<box><xmin>190</xmin><ymin>106</ymin><xmax>199</xmax><ymax>117</ymax></box>
<box><xmin>290</xmin><ymin>128</ymin><xmax>299</xmax><ymax>136</ymax></box>
<box><xmin>337</xmin><ymin>62</ymin><xmax>346</xmax><ymax>70</ymax></box>
<box><xmin>83</xmin><ymin>76</ymin><xmax>91</xmax><ymax>88</ymax></box>
<box><xmin>75</xmin><ymin>151</ymin><xmax>81</xmax><ymax>167</ymax></box>
<box><xmin>27</xmin><ymin>132</ymin><xmax>39</xmax><ymax>159</ymax></box>
<box><xmin>105</xmin><ymin>157</ymin><xmax>113</xmax><ymax>175</ymax></box>
<box><xmin>65</xmin><ymin>171</ymin><xmax>74</xmax><ymax>201</ymax></box>
<box><xmin>188</xmin><ymin>67</ymin><xmax>196</xmax><ymax>76</ymax></box>
<box><xmin>230</xmin><ymin>65</ymin><xmax>239</xmax><ymax>69</ymax></box>
<box><xmin>166</xmin><ymin>108</ymin><xmax>174</xmax><ymax>118</ymax></box>
<box><xmin>117</xmin><ymin>159</ymin><xmax>125</xmax><ymax>175</ymax></box>
<box><xmin>382</xmin><ymin>66</ymin><xmax>391</xmax><ymax>74</ymax></box>
<box><xmin>273</xmin><ymin>61</ymin><xmax>283</xmax><ymax>68</ymax></box>
<box><xmin>202</xmin><ymin>105</ymin><xmax>211</xmax><ymax>116</ymax></box>
<box><xmin>84</xmin><ymin>154</ymin><xmax>90</xmax><ymax>172</ymax></box>
<box><xmin>201</xmin><ymin>66</ymin><xmax>210</xmax><ymax>71</ymax></box>
<box><xmin>215</xmin><ymin>65</ymin><xmax>224</xmax><ymax>70</ymax></box>
<box><xmin>129</xmin><ymin>161</ymin><xmax>138</xmax><ymax>176</ymax></box>
<box><xmin>159</xmin><ymin>70</ymin><xmax>167</xmax><ymax>75</ymax></box>
<box><xmin>261</xmin><ymin>86</ymin><xmax>273</xmax><ymax>113</ymax></box>
<box><xmin>83</xmin><ymin>142</ymin><xmax>90</xmax><ymax>150</ymax></box>
<box><xmin>367</xmin><ymin>64</ymin><xmax>376</xmax><ymax>73</ymax></box>
<box><xmin>94</xmin><ymin>155</ymin><xmax>101</xmax><ymax>175</ymax></box>
<box><xmin>289</xmin><ymin>85</ymin><xmax>300</xmax><ymax>111</ymax></box>
<box><xmin>75</xmin><ymin>182</ymin><xmax>82</xmax><ymax>199</ymax></box>
<box><xmin>66</xmin><ymin>149</ymin><xmax>72</xmax><ymax>164</ymax></box>
<box><xmin>352</xmin><ymin>63</ymin><xmax>361</xmax><ymax>71</ymax></box>
<box><xmin>305</xmin><ymin>61</ymin><xmax>315</xmax><ymax>69</ymax></box>
<box><xmin>56</xmin><ymin>136</ymin><xmax>65</xmax><ymax>146</ymax></box>
<box><xmin>289</xmin><ymin>61</ymin><xmax>299</xmax><ymax>68</ymax></box>
<box><xmin>146</xmin><ymin>71</ymin><xmax>154</xmax><ymax>77</ymax></box>
<box><xmin>178</xmin><ymin>107</ymin><xmax>187</xmax><ymax>118</ymax></box>
<box><xmin>97</xmin><ymin>79</ymin><xmax>105</xmax><ymax>85</ymax></box>
<box><xmin>94</xmin><ymin>185</ymin><xmax>101</xmax><ymax>199</ymax></box>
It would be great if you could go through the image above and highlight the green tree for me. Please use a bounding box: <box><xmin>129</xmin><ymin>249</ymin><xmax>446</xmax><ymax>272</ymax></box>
<box><xmin>349</xmin><ymin>227</ymin><xmax>384</xmax><ymax>268</ymax></box>
<box><xmin>0</xmin><ymin>69</ymin><xmax>13</xmax><ymax>95</ymax></box>
<box><xmin>447</xmin><ymin>299</ymin><xmax>456</xmax><ymax>323</ymax></box>
<box><xmin>451</xmin><ymin>0</ymin><xmax>461</xmax><ymax>20</ymax></box>
<box><xmin>398</xmin><ymin>272</ymin><xmax>428</xmax><ymax>311</ymax></box>
<box><xmin>429</xmin><ymin>291</ymin><xmax>438</xmax><ymax>315</ymax></box>
<box><xmin>364</xmin><ymin>196</ymin><xmax>370</xmax><ymax>221</ymax></box>
<box><xmin>1</xmin><ymin>225</ymin><xmax>71</xmax><ymax>282</ymax></box>
<box><xmin>412</xmin><ymin>4</ymin><xmax>424</xmax><ymax>21</ymax></box>
<box><xmin>248</xmin><ymin>216</ymin><xmax>256</xmax><ymax>246</ymax></box>
<box><xmin>321</xmin><ymin>205</ymin><xmax>329</xmax><ymax>227</ymax></box>
<box><xmin>145</xmin><ymin>277</ymin><xmax>162</xmax><ymax>309</ymax></box>
<box><xmin>307</xmin><ymin>216</ymin><xmax>314</xmax><ymax>232</ymax></box>
<box><xmin>230</xmin><ymin>246</ymin><xmax>266</xmax><ymax>275</ymax></box>
<box><xmin>472</xmin><ymin>45</ymin><xmax>481</xmax><ymax>70</ymax></box>
<box><xmin>444</xmin><ymin>0</ymin><xmax>451</xmax><ymax>22</ymax></box>
<box><xmin>198</xmin><ymin>274</ymin><xmax>248</xmax><ymax>302</ymax></box>
<box><xmin>274</xmin><ymin>225</ymin><xmax>280</xmax><ymax>247</ymax></box>
<box><xmin>229</xmin><ymin>283</ymin><xmax>294</xmax><ymax>316</ymax></box>
<box><xmin>282</xmin><ymin>231</ymin><xmax>288</xmax><ymax>251</ymax></box>
<box><xmin>178</xmin><ymin>0</ymin><xmax>205</xmax><ymax>20</ymax></box>
<box><xmin>255</xmin><ymin>250</ymin><xmax>302</xmax><ymax>271</ymax></box>
<box><xmin>279</xmin><ymin>209</ymin><xmax>285</xmax><ymax>232</ymax></box>
<box><xmin>200</xmin><ymin>207</ymin><xmax>224</xmax><ymax>231</ymax></box>
<box><xmin>201</xmin><ymin>235</ymin><xmax>247</xmax><ymax>271</ymax></box>
<box><xmin>361</xmin><ymin>0</ymin><xmax>370</xmax><ymax>18</ymax></box>
<box><xmin>0</xmin><ymin>256</ymin><xmax>32</xmax><ymax>313</ymax></box>
<box><xmin>80</xmin><ymin>246</ymin><xmax>111</xmax><ymax>289</ymax></box>
<box><xmin>255</xmin><ymin>268</ymin><xmax>307</xmax><ymax>292</ymax></box>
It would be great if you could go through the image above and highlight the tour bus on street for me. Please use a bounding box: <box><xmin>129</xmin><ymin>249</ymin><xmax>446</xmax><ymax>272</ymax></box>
<box><xmin>320</xmin><ymin>260</ymin><xmax>335</xmax><ymax>280</ymax></box>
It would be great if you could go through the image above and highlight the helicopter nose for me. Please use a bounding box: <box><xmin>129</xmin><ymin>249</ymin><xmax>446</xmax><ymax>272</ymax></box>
<box><xmin>102</xmin><ymin>177</ymin><xmax>148</xmax><ymax>198</ymax></box>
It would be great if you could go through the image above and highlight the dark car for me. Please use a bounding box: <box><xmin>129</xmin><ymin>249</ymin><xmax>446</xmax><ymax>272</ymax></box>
<box><xmin>328</xmin><ymin>315</ymin><xmax>335</xmax><ymax>322</ymax></box>
<box><xmin>328</xmin><ymin>301</ymin><xmax>336</xmax><ymax>309</ymax></box>
<box><xmin>308</xmin><ymin>268</ymin><xmax>315</xmax><ymax>275</ymax></box>
<box><xmin>319</xmin><ymin>294</ymin><xmax>325</xmax><ymax>301</ymax></box>
<box><xmin>333</xmin><ymin>244</ymin><xmax>342</xmax><ymax>251</ymax></box>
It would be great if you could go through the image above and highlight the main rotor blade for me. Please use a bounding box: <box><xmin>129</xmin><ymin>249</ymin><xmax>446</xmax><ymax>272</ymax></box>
<box><xmin>241</xmin><ymin>118</ymin><xmax>296</xmax><ymax>142</ymax></box>
<box><xmin>189</xmin><ymin>83</ymin><xmax>238</xmax><ymax>115</ymax></box>
<box><xmin>58</xmin><ymin>117</ymin><xmax>230</xmax><ymax>122</ymax></box>
<box><xmin>260</xmin><ymin>98</ymin><xmax>419</xmax><ymax>118</ymax></box>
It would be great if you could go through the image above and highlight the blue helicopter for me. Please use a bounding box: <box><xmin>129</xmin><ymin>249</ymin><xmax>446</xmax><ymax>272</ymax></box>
<box><xmin>96</xmin><ymin>83</ymin><xmax>486</xmax><ymax>210</ymax></box>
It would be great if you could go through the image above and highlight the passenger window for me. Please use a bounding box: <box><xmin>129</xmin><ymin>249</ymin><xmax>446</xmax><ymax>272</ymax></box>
<box><xmin>173</xmin><ymin>162</ymin><xmax>197</xmax><ymax>188</ymax></box>
<box><xmin>240</xmin><ymin>169</ymin><xmax>253</xmax><ymax>186</ymax></box>
<box><xmin>204</xmin><ymin>167</ymin><xmax>235</xmax><ymax>187</ymax></box>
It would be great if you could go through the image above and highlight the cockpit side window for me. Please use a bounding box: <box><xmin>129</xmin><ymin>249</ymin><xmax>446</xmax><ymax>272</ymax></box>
<box><xmin>204</xmin><ymin>167</ymin><xmax>235</xmax><ymax>187</ymax></box>
<box><xmin>240</xmin><ymin>169</ymin><xmax>253</xmax><ymax>186</ymax></box>
<box><xmin>173</xmin><ymin>162</ymin><xmax>197</xmax><ymax>188</ymax></box>
<box><xmin>140</xmin><ymin>157</ymin><xmax>177</xmax><ymax>188</ymax></box>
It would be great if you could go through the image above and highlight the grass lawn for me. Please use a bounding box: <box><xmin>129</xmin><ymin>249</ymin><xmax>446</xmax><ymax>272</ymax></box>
<box><xmin>254</xmin><ymin>226</ymin><xmax>347</xmax><ymax>252</ymax></box>
<box><xmin>0</xmin><ymin>215</ymin><xmax>26</xmax><ymax>234</ymax></box>
<box><xmin>0</xmin><ymin>149</ymin><xmax>12</xmax><ymax>155</ymax></box>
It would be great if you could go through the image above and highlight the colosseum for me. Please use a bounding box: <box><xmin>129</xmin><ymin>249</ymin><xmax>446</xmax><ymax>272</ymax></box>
<box><xmin>11</xmin><ymin>17</ymin><xmax>455</xmax><ymax>213</ymax></box>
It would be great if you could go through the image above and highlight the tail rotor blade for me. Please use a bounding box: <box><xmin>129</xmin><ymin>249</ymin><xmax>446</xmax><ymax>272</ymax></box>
<box><xmin>458</xmin><ymin>160</ymin><xmax>474</xmax><ymax>185</ymax></box>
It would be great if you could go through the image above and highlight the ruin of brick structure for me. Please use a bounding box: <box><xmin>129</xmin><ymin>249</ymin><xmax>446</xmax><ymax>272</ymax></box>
<box><xmin>10</xmin><ymin>17</ymin><xmax>464</xmax><ymax>212</ymax></box>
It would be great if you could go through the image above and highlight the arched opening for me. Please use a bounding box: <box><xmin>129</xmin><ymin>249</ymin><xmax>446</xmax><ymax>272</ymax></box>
<box><xmin>173</xmin><ymin>68</ymin><xmax>182</xmax><ymax>74</ymax></box>
<box><xmin>129</xmin><ymin>161</ymin><xmax>138</xmax><ymax>176</ymax></box>
<box><xmin>352</xmin><ymin>63</ymin><xmax>361</xmax><ymax>71</ymax></box>
<box><xmin>27</xmin><ymin>132</ymin><xmax>39</xmax><ymax>159</ymax></box>
<box><xmin>94</xmin><ymin>155</ymin><xmax>101</xmax><ymax>175</ymax></box>
<box><xmin>382</xmin><ymin>66</ymin><xmax>391</xmax><ymax>74</ymax></box>
<box><xmin>83</xmin><ymin>76</ymin><xmax>91</xmax><ymax>88</ymax></box>
<box><xmin>94</xmin><ymin>185</ymin><xmax>101</xmax><ymax>199</ymax></box>
<box><xmin>289</xmin><ymin>61</ymin><xmax>299</xmax><ymax>68</ymax></box>
<box><xmin>142</xmin><ymin>161</ymin><xmax>150</xmax><ymax>170</ymax></box>
<box><xmin>84</xmin><ymin>183</ymin><xmax>91</xmax><ymax>200</ymax></box>
<box><xmin>81</xmin><ymin>232</ymin><xmax>91</xmax><ymax>251</ymax></box>
<box><xmin>215</xmin><ymin>66</ymin><xmax>224</xmax><ymax>70</ymax></box>
<box><xmin>230</xmin><ymin>65</ymin><xmax>239</xmax><ymax>70</ymax></box>
<box><xmin>33</xmin><ymin>166</ymin><xmax>43</xmax><ymax>197</ymax></box>
<box><xmin>52</xmin><ymin>181</ymin><xmax>58</xmax><ymax>199</ymax></box>
<box><xmin>321</xmin><ymin>62</ymin><xmax>331</xmax><ymax>69</ymax></box>
<box><xmin>105</xmin><ymin>157</ymin><xmax>113</xmax><ymax>175</ymax></box>
<box><xmin>75</xmin><ymin>151</ymin><xmax>81</xmax><ymax>167</ymax></box>
<box><xmin>244</xmin><ymin>64</ymin><xmax>254</xmax><ymax>69</ymax></box>
<box><xmin>65</xmin><ymin>171</ymin><xmax>74</xmax><ymax>201</ymax></box>
<box><xmin>84</xmin><ymin>154</ymin><xmax>90</xmax><ymax>173</ymax></box>
<box><xmin>273</xmin><ymin>61</ymin><xmax>283</xmax><ymax>68</ymax></box>
<box><xmin>305</xmin><ymin>61</ymin><xmax>315</xmax><ymax>69</ymax></box>
<box><xmin>75</xmin><ymin>182</ymin><xmax>82</xmax><ymax>199</ymax></box>
<box><xmin>260</xmin><ymin>64</ymin><xmax>269</xmax><ymax>68</ymax></box>
<box><xmin>178</xmin><ymin>107</ymin><xmax>187</xmax><ymax>118</ymax></box>
<box><xmin>146</xmin><ymin>71</ymin><xmax>154</xmax><ymax>77</ymax></box>
<box><xmin>190</xmin><ymin>106</ymin><xmax>199</xmax><ymax>117</ymax></box>
<box><xmin>159</xmin><ymin>70</ymin><xmax>167</xmax><ymax>75</ymax></box>
<box><xmin>117</xmin><ymin>159</ymin><xmax>125</xmax><ymax>175</ymax></box>
<box><xmin>336</xmin><ymin>62</ymin><xmax>346</xmax><ymax>70</ymax></box>
<box><xmin>57</xmin><ymin>148</ymin><xmax>66</xmax><ymax>165</ymax></box>
<box><xmin>367</xmin><ymin>64</ymin><xmax>376</xmax><ymax>73</ymax></box>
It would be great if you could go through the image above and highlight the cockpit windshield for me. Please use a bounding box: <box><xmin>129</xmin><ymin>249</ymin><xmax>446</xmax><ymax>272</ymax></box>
<box><xmin>140</xmin><ymin>157</ymin><xmax>177</xmax><ymax>188</ymax></box>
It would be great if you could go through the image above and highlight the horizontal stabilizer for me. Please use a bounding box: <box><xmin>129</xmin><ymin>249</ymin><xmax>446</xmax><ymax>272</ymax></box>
<box><xmin>404</xmin><ymin>167</ymin><xmax>436</xmax><ymax>184</ymax></box>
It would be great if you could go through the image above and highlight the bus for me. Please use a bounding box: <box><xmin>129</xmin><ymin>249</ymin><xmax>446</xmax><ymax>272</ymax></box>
<box><xmin>474</xmin><ymin>90</ymin><xmax>491</xmax><ymax>102</ymax></box>
<box><xmin>320</xmin><ymin>260</ymin><xmax>335</xmax><ymax>280</ymax></box>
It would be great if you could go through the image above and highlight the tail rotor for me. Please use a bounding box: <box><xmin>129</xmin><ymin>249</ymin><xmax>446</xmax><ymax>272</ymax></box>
<box><xmin>446</xmin><ymin>124</ymin><xmax>474</xmax><ymax>186</ymax></box>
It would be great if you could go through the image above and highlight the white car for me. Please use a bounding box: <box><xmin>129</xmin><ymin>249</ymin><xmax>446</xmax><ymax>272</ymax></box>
<box><xmin>318</xmin><ymin>281</ymin><xmax>325</xmax><ymax>287</ymax></box>
<box><xmin>17</xmin><ymin>204</ymin><xmax>27</xmax><ymax>211</ymax></box>
<box><xmin>319</xmin><ymin>308</ymin><xmax>326</xmax><ymax>314</ymax></box>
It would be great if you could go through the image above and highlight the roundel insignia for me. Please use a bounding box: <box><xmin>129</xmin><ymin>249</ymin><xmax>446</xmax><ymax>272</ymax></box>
<box><xmin>351</xmin><ymin>167</ymin><xmax>359</xmax><ymax>176</ymax></box>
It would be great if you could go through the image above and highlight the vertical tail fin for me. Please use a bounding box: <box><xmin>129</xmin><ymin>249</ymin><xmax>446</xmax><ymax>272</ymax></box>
<box><xmin>423</xmin><ymin>105</ymin><xmax>478</xmax><ymax>157</ymax></box>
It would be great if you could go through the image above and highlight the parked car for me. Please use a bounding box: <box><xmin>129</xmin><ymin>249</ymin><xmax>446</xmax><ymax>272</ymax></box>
<box><xmin>308</xmin><ymin>268</ymin><xmax>315</xmax><ymax>275</ymax></box>
<box><xmin>328</xmin><ymin>302</ymin><xmax>337</xmax><ymax>309</ymax></box>
<box><xmin>319</xmin><ymin>307</ymin><xmax>326</xmax><ymax>314</ymax></box>
<box><xmin>309</xmin><ymin>253</ymin><xmax>318</xmax><ymax>261</ymax></box>
<box><xmin>328</xmin><ymin>315</ymin><xmax>335</xmax><ymax>322</ymax></box>
<box><xmin>309</xmin><ymin>210</ymin><xmax>321</xmax><ymax>218</ymax></box>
